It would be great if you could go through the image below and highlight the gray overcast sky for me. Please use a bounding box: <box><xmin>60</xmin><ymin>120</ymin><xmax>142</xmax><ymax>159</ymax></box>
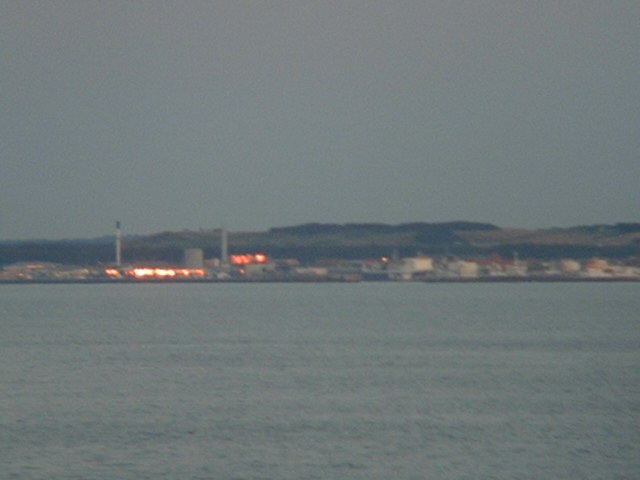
<box><xmin>1</xmin><ymin>1</ymin><xmax>638</xmax><ymax>239</ymax></box>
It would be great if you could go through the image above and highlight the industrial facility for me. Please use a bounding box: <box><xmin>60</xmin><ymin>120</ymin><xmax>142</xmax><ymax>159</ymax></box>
<box><xmin>1</xmin><ymin>223</ymin><xmax>639</xmax><ymax>283</ymax></box>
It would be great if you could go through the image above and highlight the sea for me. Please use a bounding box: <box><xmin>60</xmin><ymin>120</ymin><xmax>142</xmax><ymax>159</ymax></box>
<box><xmin>1</xmin><ymin>282</ymin><xmax>638</xmax><ymax>480</ymax></box>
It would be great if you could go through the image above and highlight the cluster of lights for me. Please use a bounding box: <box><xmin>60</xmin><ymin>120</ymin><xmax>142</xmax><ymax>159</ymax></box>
<box><xmin>104</xmin><ymin>268</ymin><xmax>206</xmax><ymax>279</ymax></box>
<box><xmin>230</xmin><ymin>253</ymin><xmax>267</xmax><ymax>265</ymax></box>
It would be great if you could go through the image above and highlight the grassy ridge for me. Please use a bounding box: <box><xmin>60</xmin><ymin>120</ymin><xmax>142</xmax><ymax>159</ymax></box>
<box><xmin>1</xmin><ymin>222</ymin><xmax>639</xmax><ymax>266</ymax></box>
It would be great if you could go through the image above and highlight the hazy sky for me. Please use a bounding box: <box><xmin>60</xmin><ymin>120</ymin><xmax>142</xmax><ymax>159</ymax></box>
<box><xmin>2</xmin><ymin>1</ymin><xmax>638</xmax><ymax>239</ymax></box>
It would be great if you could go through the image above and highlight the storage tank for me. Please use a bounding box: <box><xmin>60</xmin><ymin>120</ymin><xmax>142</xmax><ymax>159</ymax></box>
<box><xmin>184</xmin><ymin>248</ymin><xmax>204</xmax><ymax>269</ymax></box>
<box><xmin>449</xmin><ymin>260</ymin><xmax>479</xmax><ymax>278</ymax></box>
<box><xmin>560</xmin><ymin>259</ymin><xmax>581</xmax><ymax>274</ymax></box>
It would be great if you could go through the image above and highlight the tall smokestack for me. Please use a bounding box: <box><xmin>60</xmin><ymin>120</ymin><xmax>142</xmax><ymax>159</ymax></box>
<box><xmin>115</xmin><ymin>221</ymin><xmax>122</xmax><ymax>267</ymax></box>
<box><xmin>221</xmin><ymin>227</ymin><xmax>228</xmax><ymax>267</ymax></box>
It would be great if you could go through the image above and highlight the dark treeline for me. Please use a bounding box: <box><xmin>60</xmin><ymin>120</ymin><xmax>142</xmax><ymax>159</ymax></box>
<box><xmin>2</xmin><ymin>241</ymin><xmax>638</xmax><ymax>267</ymax></box>
<box><xmin>0</xmin><ymin>243</ymin><xmax>186</xmax><ymax>267</ymax></box>
<box><xmin>572</xmin><ymin>223</ymin><xmax>640</xmax><ymax>234</ymax></box>
<box><xmin>0</xmin><ymin>242</ymin><xmax>115</xmax><ymax>266</ymax></box>
<box><xmin>1</xmin><ymin>222</ymin><xmax>639</xmax><ymax>266</ymax></box>
<box><xmin>247</xmin><ymin>245</ymin><xmax>640</xmax><ymax>264</ymax></box>
<box><xmin>269</xmin><ymin>221</ymin><xmax>499</xmax><ymax>235</ymax></box>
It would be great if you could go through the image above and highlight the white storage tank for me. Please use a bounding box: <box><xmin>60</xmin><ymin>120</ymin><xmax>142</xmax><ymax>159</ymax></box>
<box><xmin>449</xmin><ymin>260</ymin><xmax>479</xmax><ymax>278</ymax></box>
<box><xmin>184</xmin><ymin>248</ymin><xmax>204</xmax><ymax>269</ymax></box>
<box><xmin>560</xmin><ymin>259</ymin><xmax>581</xmax><ymax>274</ymax></box>
<box><xmin>388</xmin><ymin>256</ymin><xmax>434</xmax><ymax>280</ymax></box>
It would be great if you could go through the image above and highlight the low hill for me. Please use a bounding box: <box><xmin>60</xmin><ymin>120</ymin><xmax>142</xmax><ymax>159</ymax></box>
<box><xmin>1</xmin><ymin>222</ymin><xmax>639</xmax><ymax>266</ymax></box>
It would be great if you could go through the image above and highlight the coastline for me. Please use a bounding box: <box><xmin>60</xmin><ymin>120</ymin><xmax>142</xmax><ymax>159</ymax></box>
<box><xmin>1</xmin><ymin>276</ymin><xmax>638</xmax><ymax>285</ymax></box>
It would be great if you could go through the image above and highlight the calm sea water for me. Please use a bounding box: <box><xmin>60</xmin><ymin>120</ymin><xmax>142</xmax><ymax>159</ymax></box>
<box><xmin>1</xmin><ymin>282</ymin><xmax>638</xmax><ymax>480</ymax></box>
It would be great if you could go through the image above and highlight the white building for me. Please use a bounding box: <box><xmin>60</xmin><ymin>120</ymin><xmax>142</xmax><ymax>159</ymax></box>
<box><xmin>560</xmin><ymin>259</ymin><xmax>581</xmax><ymax>274</ymax></box>
<box><xmin>448</xmin><ymin>260</ymin><xmax>479</xmax><ymax>278</ymax></box>
<box><xmin>387</xmin><ymin>256</ymin><xmax>434</xmax><ymax>280</ymax></box>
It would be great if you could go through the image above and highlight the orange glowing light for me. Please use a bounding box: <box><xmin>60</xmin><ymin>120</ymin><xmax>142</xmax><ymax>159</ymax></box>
<box><xmin>230</xmin><ymin>253</ymin><xmax>268</xmax><ymax>265</ymax></box>
<box><xmin>132</xmin><ymin>268</ymin><xmax>154</xmax><ymax>277</ymax></box>
<box><xmin>230</xmin><ymin>255</ymin><xmax>249</xmax><ymax>265</ymax></box>
<box><xmin>125</xmin><ymin>267</ymin><xmax>206</xmax><ymax>279</ymax></box>
<box><xmin>156</xmin><ymin>269</ymin><xmax>175</xmax><ymax>277</ymax></box>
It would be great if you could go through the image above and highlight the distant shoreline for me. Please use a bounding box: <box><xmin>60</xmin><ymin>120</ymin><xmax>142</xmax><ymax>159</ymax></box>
<box><xmin>1</xmin><ymin>276</ymin><xmax>638</xmax><ymax>285</ymax></box>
